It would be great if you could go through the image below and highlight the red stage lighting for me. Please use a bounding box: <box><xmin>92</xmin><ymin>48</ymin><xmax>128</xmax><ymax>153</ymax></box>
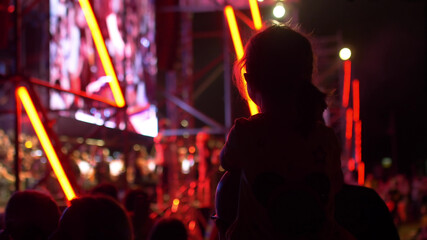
<box><xmin>345</xmin><ymin>108</ymin><xmax>353</xmax><ymax>140</ymax></box>
<box><xmin>342</xmin><ymin>60</ymin><xmax>351</xmax><ymax>107</ymax></box>
<box><xmin>358</xmin><ymin>161</ymin><xmax>365</xmax><ymax>185</ymax></box>
<box><xmin>189</xmin><ymin>220</ymin><xmax>196</xmax><ymax>231</ymax></box>
<box><xmin>348</xmin><ymin>158</ymin><xmax>355</xmax><ymax>171</ymax></box>
<box><xmin>352</xmin><ymin>79</ymin><xmax>360</xmax><ymax>121</ymax></box>
<box><xmin>355</xmin><ymin>120</ymin><xmax>362</xmax><ymax>163</ymax></box>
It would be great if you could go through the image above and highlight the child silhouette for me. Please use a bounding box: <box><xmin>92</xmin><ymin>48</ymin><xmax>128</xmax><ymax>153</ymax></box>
<box><xmin>217</xmin><ymin>24</ymin><xmax>352</xmax><ymax>239</ymax></box>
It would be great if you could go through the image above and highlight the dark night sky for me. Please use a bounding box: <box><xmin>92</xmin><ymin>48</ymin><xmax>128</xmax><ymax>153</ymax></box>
<box><xmin>299</xmin><ymin>0</ymin><xmax>427</xmax><ymax>175</ymax></box>
<box><xmin>190</xmin><ymin>0</ymin><xmax>426</xmax><ymax>175</ymax></box>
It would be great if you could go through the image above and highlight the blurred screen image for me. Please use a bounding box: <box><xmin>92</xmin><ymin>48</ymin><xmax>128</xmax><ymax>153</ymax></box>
<box><xmin>49</xmin><ymin>0</ymin><xmax>157</xmax><ymax>137</ymax></box>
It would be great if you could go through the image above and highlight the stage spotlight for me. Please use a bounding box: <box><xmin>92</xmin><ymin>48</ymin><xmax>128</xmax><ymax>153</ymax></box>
<box><xmin>273</xmin><ymin>2</ymin><xmax>286</xmax><ymax>19</ymax></box>
<box><xmin>339</xmin><ymin>47</ymin><xmax>352</xmax><ymax>60</ymax></box>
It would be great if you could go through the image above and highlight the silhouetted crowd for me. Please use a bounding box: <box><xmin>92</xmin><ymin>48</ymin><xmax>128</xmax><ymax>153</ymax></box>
<box><xmin>0</xmin><ymin>187</ymin><xmax>189</xmax><ymax>240</ymax></box>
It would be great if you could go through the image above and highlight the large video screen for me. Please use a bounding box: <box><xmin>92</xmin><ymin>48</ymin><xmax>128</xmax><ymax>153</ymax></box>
<box><xmin>49</xmin><ymin>0</ymin><xmax>157</xmax><ymax>137</ymax></box>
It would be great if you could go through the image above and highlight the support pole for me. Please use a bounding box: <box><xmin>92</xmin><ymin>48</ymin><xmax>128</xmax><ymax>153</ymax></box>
<box><xmin>14</xmin><ymin>82</ymin><xmax>21</xmax><ymax>191</ymax></box>
<box><xmin>223</xmin><ymin>14</ymin><xmax>232</xmax><ymax>131</ymax></box>
<box><xmin>14</xmin><ymin>0</ymin><xmax>22</xmax><ymax>192</ymax></box>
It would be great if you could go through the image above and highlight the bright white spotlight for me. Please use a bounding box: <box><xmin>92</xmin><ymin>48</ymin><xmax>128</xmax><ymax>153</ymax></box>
<box><xmin>273</xmin><ymin>2</ymin><xmax>286</xmax><ymax>18</ymax></box>
<box><xmin>339</xmin><ymin>47</ymin><xmax>352</xmax><ymax>60</ymax></box>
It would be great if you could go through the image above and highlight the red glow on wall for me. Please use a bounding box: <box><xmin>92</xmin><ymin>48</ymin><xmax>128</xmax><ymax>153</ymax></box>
<box><xmin>345</xmin><ymin>108</ymin><xmax>353</xmax><ymax>140</ymax></box>
<box><xmin>342</xmin><ymin>60</ymin><xmax>351</xmax><ymax>107</ymax></box>
<box><xmin>352</xmin><ymin>79</ymin><xmax>360</xmax><ymax>121</ymax></box>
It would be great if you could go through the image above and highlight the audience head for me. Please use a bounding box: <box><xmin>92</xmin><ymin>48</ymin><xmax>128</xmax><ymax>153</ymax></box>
<box><xmin>148</xmin><ymin>218</ymin><xmax>187</xmax><ymax>240</ymax></box>
<box><xmin>3</xmin><ymin>190</ymin><xmax>60</xmax><ymax>240</ymax></box>
<box><xmin>234</xmin><ymin>24</ymin><xmax>326</xmax><ymax>124</ymax></box>
<box><xmin>89</xmin><ymin>183</ymin><xmax>118</xmax><ymax>200</ymax></box>
<box><xmin>123</xmin><ymin>188</ymin><xmax>149</xmax><ymax>213</ymax></box>
<box><xmin>53</xmin><ymin>195</ymin><xmax>132</xmax><ymax>240</ymax></box>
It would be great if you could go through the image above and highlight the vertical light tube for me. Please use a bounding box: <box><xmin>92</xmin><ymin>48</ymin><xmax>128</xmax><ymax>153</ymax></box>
<box><xmin>355</xmin><ymin>120</ymin><xmax>362</xmax><ymax>163</ymax></box>
<box><xmin>345</xmin><ymin>108</ymin><xmax>353</xmax><ymax>140</ymax></box>
<box><xmin>352</xmin><ymin>79</ymin><xmax>360</xmax><ymax>121</ymax></box>
<box><xmin>358</xmin><ymin>161</ymin><xmax>365</xmax><ymax>185</ymax></box>
<box><xmin>16</xmin><ymin>87</ymin><xmax>77</xmax><ymax>201</ymax></box>
<box><xmin>348</xmin><ymin>158</ymin><xmax>355</xmax><ymax>171</ymax></box>
<box><xmin>248</xmin><ymin>0</ymin><xmax>262</xmax><ymax>30</ymax></box>
<box><xmin>78</xmin><ymin>0</ymin><xmax>126</xmax><ymax>108</ymax></box>
<box><xmin>342</xmin><ymin>60</ymin><xmax>351</xmax><ymax>107</ymax></box>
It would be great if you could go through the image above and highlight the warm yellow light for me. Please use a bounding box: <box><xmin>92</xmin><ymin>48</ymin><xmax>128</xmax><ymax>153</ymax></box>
<box><xmin>273</xmin><ymin>2</ymin><xmax>286</xmax><ymax>18</ymax></box>
<box><xmin>16</xmin><ymin>87</ymin><xmax>76</xmax><ymax>201</ymax></box>
<box><xmin>242</xmin><ymin>81</ymin><xmax>259</xmax><ymax>115</ymax></box>
<box><xmin>352</xmin><ymin>79</ymin><xmax>360</xmax><ymax>121</ymax></box>
<box><xmin>25</xmin><ymin>140</ymin><xmax>32</xmax><ymax>149</ymax></box>
<box><xmin>224</xmin><ymin>5</ymin><xmax>259</xmax><ymax>116</ymax></box>
<box><xmin>78</xmin><ymin>0</ymin><xmax>126</xmax><ymax>108</ymax></box>
<box><xmin>339</xmin><ymin>48</ymin><xmax>352</xmax><ymax>61</ymax></box>
<box><xmin>171</xmin><ymin>198</ymin><xmax>180</xmax><ymax>213</ymax></box>
<box><xmin>224</xmin><ymin>5</ymin><xmax>244</xmax><ymax>60</ymax></box>
<box><xmin>247</xmin><ymin>99</ymin><xmax>259</xmax><ymax>115</ymax></box>
<box><xmin>241</xmin><ymin>69</ymin><xmax>260</xmax><ymax>115</ymax></box>
<box><xmin>248</xmin><ymin>0</ymin><xmax>263</xmax><ymax>30</ymax></box>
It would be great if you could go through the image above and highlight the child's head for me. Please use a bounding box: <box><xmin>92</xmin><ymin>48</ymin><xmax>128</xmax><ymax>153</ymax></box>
<box><xmin>234</xmin><ymin>24</ymin><xmax>316</xmax><ymax>112</ymax></box>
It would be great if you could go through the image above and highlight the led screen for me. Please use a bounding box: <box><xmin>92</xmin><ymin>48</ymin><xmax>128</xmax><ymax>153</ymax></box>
<box><xmin>49</xmin><ymin>0</ymin><xmax>157</xmax><ymax>137</ymax></box>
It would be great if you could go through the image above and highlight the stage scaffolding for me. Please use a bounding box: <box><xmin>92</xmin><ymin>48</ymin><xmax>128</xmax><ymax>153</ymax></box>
<box><xmin>0</xmin><ymin>0</ymin><xmax>349</xmax><ymax>206</ymax></box>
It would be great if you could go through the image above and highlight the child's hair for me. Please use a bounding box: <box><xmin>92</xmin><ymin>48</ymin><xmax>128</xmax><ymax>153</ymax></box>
<box><xmin>233</xmin><ymin>24</ymin><xmax>326</xmax><ymax>131</ymax></box>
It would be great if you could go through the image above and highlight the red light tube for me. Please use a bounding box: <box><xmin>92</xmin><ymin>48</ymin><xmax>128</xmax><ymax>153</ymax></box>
<box><xmin>78</xmin><ymin>0</ymin><xmax>126</xmax><ymax>108</ymax></box>
<box><xmin>16</xmin><ymin>86</ymin><xmax>77</xmax><ymax>201</ymax></box>
<box><xmin>358</xmin><ymin>161</ymin><xmax>365</xmax><ymax>185</ymax></box>
<box><xmin>355</xmin><ymin>120</ymin><xmax>362</xmax><ymax>163</ymax></box>
<box><xmin>352</xmin><ymin>79</ymin><xmax>360</xmax><ymax>121</ymax></box>
<box><xmin>348</xmin><ymin>158</ymin><xmax>355</xmax><ymax>172</ymax></box>
<box><xmin>342</xmin><ymin>60</ymin><xmax>351</xmax><ymax>107</ymax></box>
<box><xmin>345</xmin><ymin>108</ymin><xmax>353</xmax><ymax>140</ymax></box>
